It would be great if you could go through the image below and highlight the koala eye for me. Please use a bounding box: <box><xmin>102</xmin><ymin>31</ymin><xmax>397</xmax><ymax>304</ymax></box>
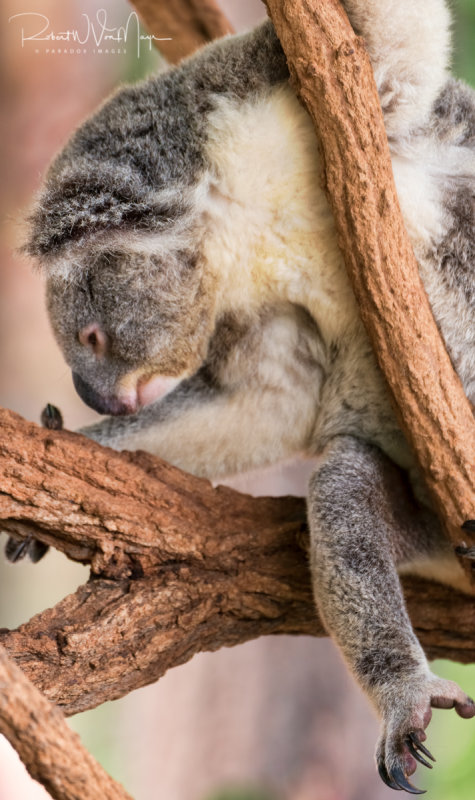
<box><xmin>78</xmin><ymin>323</ymin><xmax>107</xmax><ymax>357</ymax></box>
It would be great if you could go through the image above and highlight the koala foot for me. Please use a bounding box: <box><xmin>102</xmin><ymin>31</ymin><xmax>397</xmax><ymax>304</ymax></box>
<box><xmin>376</xmin><ymin>675</ymin><xmax>475</xmax><ymax>793</ymax></box>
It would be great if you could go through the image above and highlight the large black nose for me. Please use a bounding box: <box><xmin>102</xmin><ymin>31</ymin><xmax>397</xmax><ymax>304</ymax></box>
<box><xmin>72</xmin><ymin>372</ymin><xmax>131</xmax><ymax>415</ymax></box>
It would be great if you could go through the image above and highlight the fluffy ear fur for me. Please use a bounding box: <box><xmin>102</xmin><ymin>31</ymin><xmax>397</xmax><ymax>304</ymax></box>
<box><xmin>25</xmin><ymin>161</ymin><xmax>187</xmax><ymax>258</ymax></box>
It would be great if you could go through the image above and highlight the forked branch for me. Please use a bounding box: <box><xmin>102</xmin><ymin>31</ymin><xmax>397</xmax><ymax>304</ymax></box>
<box><xmin>1</xmin><ymin>407</ymin><xmax>475</xmax><ymax>720</ymax></box>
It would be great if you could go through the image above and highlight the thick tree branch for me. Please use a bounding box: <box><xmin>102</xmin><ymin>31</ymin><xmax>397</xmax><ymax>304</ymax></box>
<box><xmin>0</xmin><ymin>646</ymin><xmax>132</xmax><ymax>800</ymax></box>
<box><xmin>262</xmin><ymin>0</ymin><xmax>475</xmax><ymax>570</ymax></box>
<box><xmin>1</xmin><ymin>407</ymin><xmax>475</xmax><ymax>718</ymax></box>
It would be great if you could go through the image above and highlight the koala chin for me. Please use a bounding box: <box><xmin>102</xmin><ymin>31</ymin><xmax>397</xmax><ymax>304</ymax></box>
<box><xmin>71</xmin><ymin>369</ymin><xmax>183</xmax><ymax>415</ymax></box>
<box><xmin>23</xmin><ymin>0</ymin><xmax>475</xmax><ymax>793</ymax></box>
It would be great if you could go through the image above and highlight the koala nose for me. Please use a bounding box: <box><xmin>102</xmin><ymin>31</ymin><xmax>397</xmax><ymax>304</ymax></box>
<box><xmin>72</xmin><ymin>372</ymin><xmax>136</xmax><ymax>415</ymax></box>
<box><xmin>78</xmin><ymin>323</ymin><xmax>107</xmax><ymax>358</ymax></box>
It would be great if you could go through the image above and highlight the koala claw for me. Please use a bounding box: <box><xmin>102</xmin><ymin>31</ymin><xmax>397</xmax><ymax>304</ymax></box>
<box><xmin>405</xmin><ymin>732</ymin><xmax>434</xmax><ymax>769</ymax></box>
<box><xmin>377</xmin><ymin>761</ymin><xmax>403</xmax><ymax>790</ymax></box>
<box><xmin>4</xmin><ymin>536</ymin><xmax>31</xmax><ymax>563</ymax></box>
<box><xmin>4</xmin><ymin>535</ymin><xmax>49</xmax><ymax>564</ymax></box>
<box><xmin>378</xmin><ymin>749</ymin><xmax>427</xmax><ymax>794</ymax></box>
<box><xmin>389</xmin><ymin>764</ymin><xmax>426</xmax><ymax>794</ymax></box>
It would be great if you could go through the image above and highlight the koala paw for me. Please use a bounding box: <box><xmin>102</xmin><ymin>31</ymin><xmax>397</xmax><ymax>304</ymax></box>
<box><xmin>4</xmin><ymin>535</ymin><xmax>49</xmax><ymax>563</ymax></box>
<box><xmin>376</xmin><ymin>675</ymin><xmax>475</xmax><ymax>793</ymax></box>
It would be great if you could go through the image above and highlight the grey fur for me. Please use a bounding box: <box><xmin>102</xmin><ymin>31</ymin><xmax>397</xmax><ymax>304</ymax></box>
<box><xmin>23</xmin><ymin>1</ymin><xmax>475</xmax><ymax>791</ymax></box>
<box><xmin>432</xmin><ymin>78</ymin><xmax>475</xmax><ymax>146</ymax></box>
<box><xmin>437</xmin><ymin>185</ymin><xmax>474</xmax><ymax>300</ymax></box>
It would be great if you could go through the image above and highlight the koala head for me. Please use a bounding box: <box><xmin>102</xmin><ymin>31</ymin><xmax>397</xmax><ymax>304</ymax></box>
<box><xmin>23</xmin><ymin>65</ymin><xmax>224</xmax><ymax>416</ymax></box>
<box><xmin>26</xmin><ymin>158</ymin><xmax>218</xmax><ymax>416</ymax></box>
<box><xmin>23</xmin><ymin>21</ymin><xmax>290</xmax><ymax>416</ymax></box>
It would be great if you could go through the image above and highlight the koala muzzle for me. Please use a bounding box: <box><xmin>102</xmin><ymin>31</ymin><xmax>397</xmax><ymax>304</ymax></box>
<box><xmin>72</xmin><ymin>371</ymin><xmax>135</xmax><ymax>416</ymax></box>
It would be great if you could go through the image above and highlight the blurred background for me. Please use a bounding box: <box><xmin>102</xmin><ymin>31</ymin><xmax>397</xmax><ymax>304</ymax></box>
<box><xmin>0</xmin><ymin>1</ymin><xmax>474</xmax><ymax>798</ymax></box>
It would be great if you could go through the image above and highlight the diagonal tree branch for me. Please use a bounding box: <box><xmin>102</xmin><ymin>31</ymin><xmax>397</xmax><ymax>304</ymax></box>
<box><xmin>261</xmin><ymin>0</ymin><xmax>475</xmax><ymax>571</ymax></box>
<box><xmin>0</xmin><ymin>646</ymin><xmax>133</xmax><ymax>800</ymax></box>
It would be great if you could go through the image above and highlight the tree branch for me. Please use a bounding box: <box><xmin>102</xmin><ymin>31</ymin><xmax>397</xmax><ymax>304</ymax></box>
<box><xmin>1</xmin><ymin>407</ymin><xmax>475</xmax><ymax>718</ymax></box>
<box><xmin>0</xmin><ymin>646</ymin><xmax>133</xmax><ymax>800</ymax></box>
<box><xmin>131</xmin><ymin>0</ymin><xmax>234</xmax><ymax>64</ymax></box>
<box><xmin>262</xmin><ymin>0</ymin><xmax>475</xmax><ymax>572</ymax></box>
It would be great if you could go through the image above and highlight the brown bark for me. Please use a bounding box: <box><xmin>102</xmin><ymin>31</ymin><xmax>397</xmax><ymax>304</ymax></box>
<box><xmin>262</xmin><ymin>0</ymin><xmax>475</xmax><ymax>571</ymax></box>
<box><xmin>1</xmin><ymin>407</ymin><xmax>475</xmax><ymax>719</ymax></box>
<box><xmin>131</xmin><ymin>0</ymin><xmax>234</xmax><ymax>64</ymax></box>
<box><xmin>0</xmin><ymin>645</ymin><xmax>133</xmax><ymax>800</ymax></box>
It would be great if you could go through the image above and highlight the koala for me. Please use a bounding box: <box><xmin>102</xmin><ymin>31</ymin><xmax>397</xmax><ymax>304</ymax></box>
<box><xmin>18</xmin><ymin>0</ymin><xmax>475</xmax><ymax>793</ymax></box>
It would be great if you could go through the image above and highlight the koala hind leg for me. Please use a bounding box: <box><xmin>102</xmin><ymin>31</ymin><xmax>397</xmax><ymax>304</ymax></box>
<box><xmin>308</xmin><ymin>436</ymin><xmax>475</xmax><ymax>793</ymax></box>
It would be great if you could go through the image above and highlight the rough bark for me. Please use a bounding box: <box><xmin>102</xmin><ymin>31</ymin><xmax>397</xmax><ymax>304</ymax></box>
<box><xmin>0</xmin><ymin>646</ymin><xmax>133</xmax><ymax>800</ymax></box>
<box><xmin>1</xmin><ymin>407</ymin><xmax>475</xmax><ymax>718</ymax></box>
<box><xmin>131</xmin><ymin>0</ymin><xmax>234</xmax><ymax>64</ymax></box>
<box><xmin>262</xmin><ymin>0</ymin><xmax>475</xmax><ymax>570</ymax></box>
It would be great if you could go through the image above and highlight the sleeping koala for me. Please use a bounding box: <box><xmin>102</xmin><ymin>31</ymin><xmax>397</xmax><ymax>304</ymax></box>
<box><xmin>18</xmin><ymin>0</ymin><xmax>475</xmax><ymax>793</ymax></box>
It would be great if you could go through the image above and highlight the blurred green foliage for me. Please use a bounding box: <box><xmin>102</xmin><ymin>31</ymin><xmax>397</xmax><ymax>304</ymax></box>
<box><xmin>425</xmin><ymin>661</ymin><xmax>475</xmax><ymax>797</ymax></box>
<box><xmin>121</xmin><ymin>21</ymin><xmax>162</xmax><ymax>84</ymax></box>
<box><xmin>454</xmin><ymin>0</ymin><xmax>475</xmax><ymax>85</ymax></box>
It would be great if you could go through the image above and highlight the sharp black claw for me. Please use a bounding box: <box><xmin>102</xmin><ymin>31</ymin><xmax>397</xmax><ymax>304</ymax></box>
<box><xmin>406</xmin><ymin>737</ymin><xmax>432</xmax><ymax>769</ymax></box>
<box><xmin>40</xmin><ymin>403</ymin><xmax>63</xmax><ymax>430</ymax></box>
<box><xmin>378</xmin><ymin>761</ymin><xmax>402</xmax><ymax>790</ymax></box>
<box><xmin>408</xmin><ymin>732</ymin><xmax>436</xmax><ymax>763</ymax></box>
<box><xmin>391</xmin><ymin>765</ymin><xmax>426</xmax><ymax>795</ymax></box>
<box><xmin>4</xmin><ymin>535</ymin><xmax>49</xmax><ymax>564</ymax></box>
<box><xmin>5</xmin><ymin>535</ymin><xmax>31</xmax><ymax>563</ymax></box>
<box><xmin>29</xmin><ymin>540</ymin><xmax>50</xmax><ymax>563</ymax></box>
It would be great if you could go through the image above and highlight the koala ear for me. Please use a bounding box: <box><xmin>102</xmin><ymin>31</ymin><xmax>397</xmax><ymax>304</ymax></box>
<box><xmin>24</xmin><ymin>160</ymin><xmax>163</xmax><ymax>259</ymax></box>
